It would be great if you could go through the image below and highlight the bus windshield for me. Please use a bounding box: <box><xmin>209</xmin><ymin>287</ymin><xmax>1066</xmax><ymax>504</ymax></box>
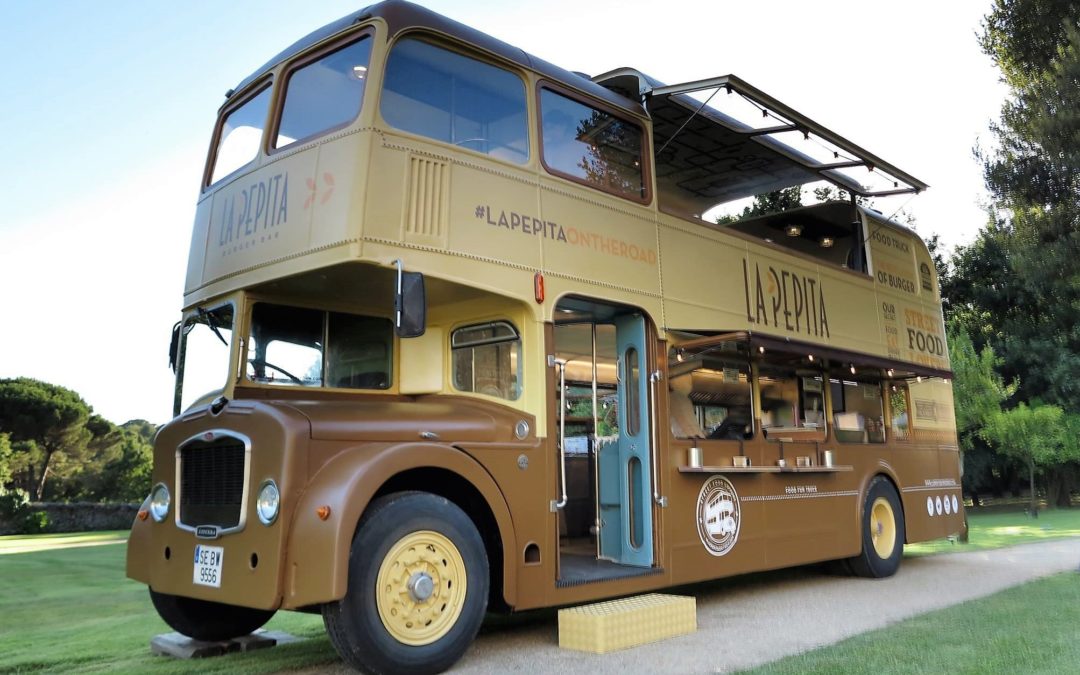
<box><xmin>245</xmin><ymin>302</ymin><xmax>393</xmax><ymax>390</ymax></box>
<box><xmin>177</xmin><ymin>305</ymin><xmax>235</xmax><ymax>412</ymax></box>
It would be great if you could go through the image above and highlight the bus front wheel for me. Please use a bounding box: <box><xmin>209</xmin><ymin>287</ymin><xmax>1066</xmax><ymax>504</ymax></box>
<box><xmin>323</xmin><ymin>491</ymin><xmax>489</xmax><ymax>675</ymax></box>
<box><xmin>848</xmin><ymin>476</ymin><xmax>905</xmax><ymax>578</ymax></box>
<box><xmin>149</xmin><ymin>589</ymin><xmax>275</xmax><ymax>641</ymax></box>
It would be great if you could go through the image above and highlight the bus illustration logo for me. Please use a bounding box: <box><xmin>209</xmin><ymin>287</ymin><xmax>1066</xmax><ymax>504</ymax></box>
<box><xmin>697</xmin><ymin>476</ymin><xmax>741</xmax><ymax>556</ymax></box>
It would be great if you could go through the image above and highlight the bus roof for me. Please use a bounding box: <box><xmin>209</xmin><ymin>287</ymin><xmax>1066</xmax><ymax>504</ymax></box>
<box><xmin>228</xmin><ymin>0</ymin><xmax>645</xmax><ymax>119</ymax></box>
<box><xmin>228</xmin><ymin>1</ymin><xmax>925</xmax><ymax>205</ymax></box>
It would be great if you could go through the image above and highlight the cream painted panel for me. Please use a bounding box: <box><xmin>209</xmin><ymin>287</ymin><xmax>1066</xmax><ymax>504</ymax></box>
<box><xmin>186</xmin><ymin>197</ymin><xmax>213</xmax><ymax>295</ymax></box>
<box><xmin>888</xmin><ymin>297</ymin><xmax>950</xmax><ymax>371</ymax></box>
<box><xmin>399</xmin><ymin>327</ymin><xmax>445</xmax><ymax>394</ymax></box>
<box><xmin>538</xmin><ymin>179</ymin><xmax>660</xmax><ymax>297</ymax></box>
<box><xmin>909</xmin><ymin>379</ymin><xmax>957</xmax><ymax>433</ymax></box>
<box><xmin>659</xmin><ymin>222</ymin><xmax>749</xmax><ymax>330</ymax></box>
<box><xmin>866</xmin><ymin>215</ymin><xmax>921</xmax><ymax>301</ymax></box>
<box><xmin>362</xmin><ymin>135</ymin><xmax>413</xmax><ymax>243</ymax></box>
<box><xmin>813</xmin><ymin>263</ymin><xmax>881</xmax><ymax>356</ymax></box>
<box><xmin>448</xmin><ymin>162</ymin><xmax>541</xmax><ymax>269</ymax></box>
<box><xmin>309</xmin><ymin>133</ymin><xmax>370</xmax><ymax>250</ymax></box>
<box><xmin>203</xmin><ymin>148</ymin><xmax>318</xmax><ymax>286</ymax></box>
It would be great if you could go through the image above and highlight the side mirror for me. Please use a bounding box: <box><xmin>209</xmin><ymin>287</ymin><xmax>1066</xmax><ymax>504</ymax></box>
<box><xmin>394</xmin><ymin>261</ymin><xmax>426</xmax><ymax>338</ymax></box>
<box><xmin>168</xmin><ymin>321</ymin><xmax>182</xmax><ymax>372</ymax></box>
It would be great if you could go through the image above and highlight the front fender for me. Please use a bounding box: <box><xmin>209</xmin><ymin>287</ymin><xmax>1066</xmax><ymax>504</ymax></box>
<box><xmin>281</xmin><ymin>442</ymin><xmax>516</xmax><ymax>609</ymax></box>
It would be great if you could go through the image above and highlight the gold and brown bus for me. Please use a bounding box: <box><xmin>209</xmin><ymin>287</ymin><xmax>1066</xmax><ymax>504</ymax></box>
<box><xmin>127</xmin><ymin>2</ymin><xmax>964</xmax><ymax>672</ymax></box>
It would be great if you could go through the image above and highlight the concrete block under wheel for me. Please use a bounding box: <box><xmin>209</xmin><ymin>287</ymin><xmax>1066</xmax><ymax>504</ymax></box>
<box><xmin>558</xmin><ymin>593</ymin><xmax>696</xmax><ymax>654</ymax></box>
<box><xmin>150</xmin><ymin>629</ymin><xmax>303</xmax><ymax>659</ymax></box>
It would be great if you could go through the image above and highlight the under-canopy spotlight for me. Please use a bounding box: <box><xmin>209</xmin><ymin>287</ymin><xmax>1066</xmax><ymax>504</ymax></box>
<box><xmin>819</xmin><ymin>236</ymin><xmax>834</xmax><ymax>248</ymax></box>
<box><xmin>785</xmin><ymin>224</ymin><xmax>803</xmax><ymax>237</ymax></box>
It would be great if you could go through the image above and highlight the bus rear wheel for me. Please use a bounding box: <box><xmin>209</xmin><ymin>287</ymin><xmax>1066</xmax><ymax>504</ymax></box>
<box><xmin>848</xmin><ymin>476</ymin><xmax>905</xmax><ymax>578</ymax></box>
<box><xmin>149</xmin><ymin>589</ymin><xmax>275</xmax><ymax>641</ymax></box>
<box><xmin>323</xmin><ymin>492</ymin><xmax>488</xmax><ymax>675</ymax></box>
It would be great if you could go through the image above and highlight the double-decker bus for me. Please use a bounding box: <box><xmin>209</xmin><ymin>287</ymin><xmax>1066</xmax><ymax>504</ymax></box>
<box><xmin>127</xmin><ymin>2</ymin><xmax>964</xmax><ymax>672</ymax></box>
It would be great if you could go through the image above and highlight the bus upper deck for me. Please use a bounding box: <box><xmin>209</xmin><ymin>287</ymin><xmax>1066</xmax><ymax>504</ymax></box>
<box><xmin>187</xmin><ymin>0</ymin><xmax>946</xmax><ymax>382</ymax></box>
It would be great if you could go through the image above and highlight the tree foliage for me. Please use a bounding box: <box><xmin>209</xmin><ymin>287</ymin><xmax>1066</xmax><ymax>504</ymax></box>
<box><xmin>947</xmin><ymin>1</ymin><xmax>1080</xmax><ymax>506</ymax></box>
<box><xmin>0</xmin><ymin>378</ymin><xmax>154</xmax><ymax>502</ymax></box>
<box><xmin>715</xmin><ymin>187</ymin><xmax>804</xmax><ymax>224</ymax></box>
<box><xmin>0</xmin><ymin>378</ymin><xmax>91</xmax><ymax>500</ymax></box>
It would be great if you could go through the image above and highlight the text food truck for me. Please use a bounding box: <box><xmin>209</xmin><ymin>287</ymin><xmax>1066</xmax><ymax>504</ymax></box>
<box><xmin>127</xmin><ymin>2</ymin><xmax>964</xmax><ymax>673</ymax></box>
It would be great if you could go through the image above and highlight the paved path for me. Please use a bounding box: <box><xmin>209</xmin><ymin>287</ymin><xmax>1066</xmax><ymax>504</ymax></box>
<box><xmin>303</xmin><ymin>538</ymin><xmax>1080</xmax><ymax>674</ymax></box>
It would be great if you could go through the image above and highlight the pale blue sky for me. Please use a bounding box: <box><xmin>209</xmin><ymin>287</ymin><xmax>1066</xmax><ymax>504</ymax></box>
<box><xmin>0</xmin><ymin>1</ymin><xmax>1005</xmax><ymax>424</ymax></box>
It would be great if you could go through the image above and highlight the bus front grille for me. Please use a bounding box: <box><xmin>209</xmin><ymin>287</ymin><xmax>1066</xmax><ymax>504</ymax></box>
<box><xmin>179</xmin><ymin>437</ymin><xmax>246</xmax><ymax>529</ymax></box>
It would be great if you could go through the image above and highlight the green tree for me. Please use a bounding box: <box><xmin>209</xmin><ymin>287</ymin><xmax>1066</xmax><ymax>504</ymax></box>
<box><xmin>981</xmin><ymin>403</ymin><xmax>1079</xmax><ymax>513</ymax></box>
<box><xmin>715</xmin><ymin>186</ymin><xmax>804</xmax><ymax>224</ymax></box>
<box><xmin>947</xmin><ymin>321</ymin><xmax>1019</xmax><ymax>504</ymax></box>
<box><xmin>0</xmin><ymin>433</ymin><xmax>12</xmax><ymax>488</ymax></box>
<box><xmin>978</xmin><ymin>3</ymin><xmax>1080</xmax><ymax>409</ymax></box>
<box><xmin>0</xmin><ymin>378</ymin><xmax>91</xmax><ymax>500</ymax></box>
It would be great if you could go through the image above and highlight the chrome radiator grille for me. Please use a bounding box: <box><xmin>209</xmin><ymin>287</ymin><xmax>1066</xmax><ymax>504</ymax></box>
<box><xmin>179</xmin><ymin>436</ymin><xmax>246</xmax><ymax>528</ymax></box>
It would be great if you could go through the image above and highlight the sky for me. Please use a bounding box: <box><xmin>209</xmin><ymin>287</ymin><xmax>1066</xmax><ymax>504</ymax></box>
<box><xmin>0</xmin><ymin>0</ymin><xmax>1007</xmax><ymax>425</ymax></box>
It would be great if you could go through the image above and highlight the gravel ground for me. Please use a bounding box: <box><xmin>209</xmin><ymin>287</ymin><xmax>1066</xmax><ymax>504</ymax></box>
<box><xmin>304</xmin><ymin>538</ymin><xmax>1080</xmax><ymax>674</ymax></box>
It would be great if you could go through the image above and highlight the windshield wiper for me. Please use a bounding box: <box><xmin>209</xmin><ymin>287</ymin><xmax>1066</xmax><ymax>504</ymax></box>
<box><xmin>197</xmin><ymin>307</ymin><xmax>229</xmax><ymax>347</ymax></box>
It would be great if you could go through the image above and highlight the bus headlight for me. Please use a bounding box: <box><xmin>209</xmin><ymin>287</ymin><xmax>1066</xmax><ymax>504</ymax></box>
<box><xmin>256</xmin><ymin>480</ymin><xmax>280</xmax><ymax>525</ymax></box>
<box><xmin>149</xmin><ymin>483</ymin><xmax>171</xmax><ymax>523</ymax></box>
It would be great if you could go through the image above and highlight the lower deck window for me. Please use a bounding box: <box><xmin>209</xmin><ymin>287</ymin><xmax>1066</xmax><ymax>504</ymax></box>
<box><xmin>245</xmin><ymin>303</ymin><xmax>392</xmax><ymax>389</ymax></box>
<box><xmin>831</xmin><ymin>378</ymin><xmax>885</xmax><ymax>443</ymax></box>
<box><xmin>669</xmin><ymin>355</ymin><xmax>754</xmax><ymax>441</ymax></box>
<box><xmin>452</xmin><ymin>321</ymin><xmax>521</xmax><ymax>400</ymax></box>
<box><xmin>759</xmin><ymin>365</ymin><xmax>826</xmax><ymax>442</ymax></box>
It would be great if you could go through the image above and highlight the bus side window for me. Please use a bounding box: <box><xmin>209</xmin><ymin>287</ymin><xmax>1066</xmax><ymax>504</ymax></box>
<box><xmin>381</xmin><ymin>38</ymin><xmax>529</xmax><ymax>164</ymax></box>
<box><xmin>759</xmin><ymin>364</ymin><xmax>825</xmax><ymax>442</ymax></box>
<box><xmin>451</xmin><ymin>321</ymin><xmax>522</xmax><ymax>400</ymax></box>
<box><xmin>831</xmin><ymin>377</ymin><xmax>885</xmax><ymax>443</ymax></box>
<box><xmin>539</xmin><ymin>88</ymin><xmax>646</xmax><ymax>201</ymax></box>
<box><xmin>889</xmin><ymin>382</ymin><xmax>911</xmax><ymax>442</ymax></box>
<box><xmin>668</xmin><ymin>352</ymin><xmax>753</xmax><ymax>441</ymax></box>
<box><xmin>274</xmin><ymin>36</ymin><xmax>373</xmax><ymax>149</ymax></box>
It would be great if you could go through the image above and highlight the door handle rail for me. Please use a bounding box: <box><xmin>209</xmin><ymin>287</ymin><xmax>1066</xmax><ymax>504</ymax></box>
<box><xmin>649</xmin><ymin>369</ymin><xmax>667</xmax><ymax>507</ymax></box>
<box><xmin>549</xmin><ymin>355</ymin><xmax>568</xmax><ymax>511</ymax></box>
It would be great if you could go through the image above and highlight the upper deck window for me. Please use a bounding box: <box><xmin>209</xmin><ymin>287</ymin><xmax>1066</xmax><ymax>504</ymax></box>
<box><xmin>381</xmin><ymin>38</ymin><xmax>528</xmax><ymax>163</ymax></box>
<box><xmin>210</xmin><ymin>86</ymin><xmax>272</xmax><ymax>185</ymax></box>
<box><xmin>540</xmin><ymin>88</ymin><xmax>645</xmax><ymax>200</ymax></box>
<box><xmin>274</xmin><ymin>36</ymin><xmax>373</xmax><ymax>149</ymax></box>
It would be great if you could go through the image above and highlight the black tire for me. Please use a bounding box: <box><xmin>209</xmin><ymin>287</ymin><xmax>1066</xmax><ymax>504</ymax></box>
<box><xmin>322</xmin><ymin>492</ymin><xmax>489</xmax><ymax>675</ymax></box>
<box><xmin>848</xmin><ymin>476</ymin><xmax>905</xmax><ymax>578</ymax></box>
<box><xmin>149</xmin><ymin>589</ymin><xmax>275</xmax><ymax>641</ymax></box>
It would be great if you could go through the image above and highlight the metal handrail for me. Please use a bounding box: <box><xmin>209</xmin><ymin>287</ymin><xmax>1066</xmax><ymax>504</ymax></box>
<box><xmin>549</xmin><ymin>355</ymin><xmax>568</xmax><ymax>511</ymax></box>
<box><xmin>649</xmin><ymin>370</ymin><xmax>667</xmax><ymax>507</ymax></box>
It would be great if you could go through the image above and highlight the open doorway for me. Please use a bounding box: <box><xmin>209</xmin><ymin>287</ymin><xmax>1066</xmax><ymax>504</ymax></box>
<box><xmin>552</xmin><ymin>296</ymin><xmax>658</xmax><ymax>586</ymax></box>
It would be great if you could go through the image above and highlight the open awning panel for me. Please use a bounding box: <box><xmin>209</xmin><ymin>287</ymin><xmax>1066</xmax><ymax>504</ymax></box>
<box><xmin>593</xmin><ymin>69</ymin><xmax>927</xmax><ymax>205</ymax></box>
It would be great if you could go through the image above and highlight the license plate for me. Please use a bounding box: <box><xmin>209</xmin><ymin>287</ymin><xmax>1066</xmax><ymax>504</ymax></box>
<box><xmin>193</xmin><ymin>544</ymin><xmax>224</xmax><ymax>588</ymax></box>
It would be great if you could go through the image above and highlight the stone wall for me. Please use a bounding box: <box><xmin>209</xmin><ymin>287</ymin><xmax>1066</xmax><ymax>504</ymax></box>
<box><xmin>0</xmin><ymin>502</ymin><xmax>139</xmax><ymax>535</ymax></box>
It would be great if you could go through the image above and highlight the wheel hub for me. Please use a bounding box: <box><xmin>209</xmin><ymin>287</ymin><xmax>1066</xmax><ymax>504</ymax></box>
<box><xmin>375</xmin><ymin>530</ymin><xmax>467</xmax><ymax>646</ymax></box>
<box><xmin>407</xmin><ymin>572</ymin><xmax>435</xmax><ymax>602</ymax></box>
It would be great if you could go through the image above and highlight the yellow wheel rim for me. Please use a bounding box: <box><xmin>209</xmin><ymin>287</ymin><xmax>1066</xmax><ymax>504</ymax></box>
<box><xmin>869</xmin><ymin>497</ymin><xmax>897</xmax><ymax>559</ymax></box>
<box><xmin>376</xmin><ymin>530</ymin><xmax>467</xmax><ymax>646</ymax></box>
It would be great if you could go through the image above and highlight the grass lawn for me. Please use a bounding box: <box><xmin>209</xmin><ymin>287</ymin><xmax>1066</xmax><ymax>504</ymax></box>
<box><xmin>0</xmin><ymin>541</ymin><xmax>335</xmax><ymax>674</ymax></box>
<box><xmin>744</xmin><ymin>571</ymin><xmax>1080</xmax><ymax>675</ymax></box>
<box><xmin>1</xmin><ymin>508</ymin><xmax>1077</xmax><ymax>674</ymax></box>
<box><xmin>905</xmin><ymin>507</ymin><xmax>1080</xmax><ymax>556</ymax></box>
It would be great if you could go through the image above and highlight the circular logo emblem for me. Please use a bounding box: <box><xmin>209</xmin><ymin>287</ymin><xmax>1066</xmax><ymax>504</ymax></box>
<box><xmin>696</xmin><ymin>476</ymin><xmax>741</xmax><ymax>556</ymax></box>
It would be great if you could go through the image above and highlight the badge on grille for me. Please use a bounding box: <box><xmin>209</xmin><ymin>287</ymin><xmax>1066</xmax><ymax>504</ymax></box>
<box><xmin>196</xmin><ymin>525</ymin><xmax>220</xmax><ymax>539</ymax></box>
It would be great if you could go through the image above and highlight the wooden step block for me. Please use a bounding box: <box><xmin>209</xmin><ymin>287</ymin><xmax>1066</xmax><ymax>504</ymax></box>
<box><xmin>558</xmin><ymin>593</ymin><xmax>696</xmax><ymax>654</ymax></box>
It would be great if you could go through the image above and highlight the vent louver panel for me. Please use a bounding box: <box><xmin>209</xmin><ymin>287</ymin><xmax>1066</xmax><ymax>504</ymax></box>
<box><xmin>405</xmin><ymin>155</ymin><xmax>449</xmax><ymax>245</ymax></box>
